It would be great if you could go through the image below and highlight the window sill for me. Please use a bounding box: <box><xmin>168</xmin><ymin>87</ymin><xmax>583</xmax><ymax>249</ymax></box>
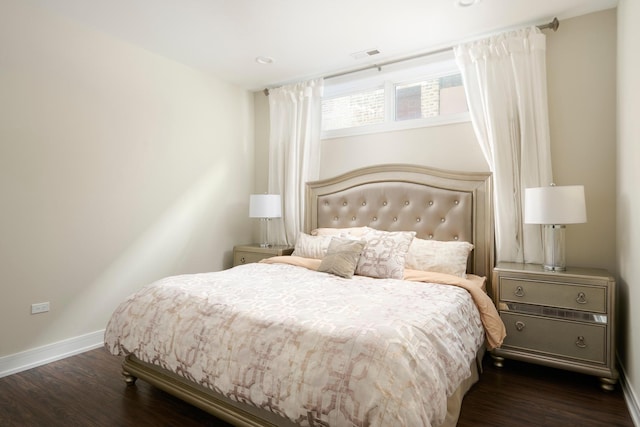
<box><xmin>321</xmin><ymin>112</ymin><xmax>471</xmax><ymax>140</ymax></box>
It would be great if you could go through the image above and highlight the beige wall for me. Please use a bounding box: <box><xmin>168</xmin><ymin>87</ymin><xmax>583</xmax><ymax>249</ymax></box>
<box><xmin>546</xmin><ymin>9</ymin><xmax>617</xmax><ymax>274</ymax></box>
<box><xmin>253</xmin><ymin>99</ymin><xmax>488</xmax><ymax>182</ymax></box>
<box><xmin>617</xmin><ymin>0</ymin><xmax>640</xmax><ymax>417</ymax></box>
<box><xmin>0</xmin><ymin>1</ymin><xmax>254</xmax><ymax>357</ymax></box>
<box><xmin>319</xmin><ymin>122</ymin><xmax>488</xmax><ymax>179</ymax></box>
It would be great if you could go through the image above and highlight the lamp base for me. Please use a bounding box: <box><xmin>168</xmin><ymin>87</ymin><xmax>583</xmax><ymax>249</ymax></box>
<box><xmin>258</xmin><ymin>218</ymin><xmax>272</xmax><ymax>248</ymax></box>
<box><xmin>543</xmin><ymin>224</ymin><xmax>566</xmax><ymax>271</ymax></box>
<box><xmin>543</xmin><ymin>264</ymin><xmax>566</xmax><ymax>272</ymax></box>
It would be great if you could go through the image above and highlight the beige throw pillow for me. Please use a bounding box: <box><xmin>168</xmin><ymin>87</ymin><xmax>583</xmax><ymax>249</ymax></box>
<box><xmin>318</xmin><ymin>237</ymin><xmax>366</xmax><ymax>279</ymax></box>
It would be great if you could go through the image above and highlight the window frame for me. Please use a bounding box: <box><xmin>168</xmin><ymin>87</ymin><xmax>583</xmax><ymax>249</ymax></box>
<box><xmin>321</xmin><ymin>52</ymin><xmax>470</xmax><ymax>140</ymax></box>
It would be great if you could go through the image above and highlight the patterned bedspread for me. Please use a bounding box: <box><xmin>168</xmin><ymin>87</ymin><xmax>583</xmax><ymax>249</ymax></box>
<box><xmin>104</xmin><ymin>262</ymin><xmax>485</xmax><ymax>427</ymax></box>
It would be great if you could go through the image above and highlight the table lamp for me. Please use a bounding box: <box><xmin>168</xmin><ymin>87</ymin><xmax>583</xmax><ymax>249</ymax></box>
<box><xmin>524</xmin><ymin>184</ymin><xmax>587</xmax><ymax>271</ymax></box>
<box><xmin>249</xmin><ymin>194</ymin><xmax>282</xmax><ymax>247</ymax></box>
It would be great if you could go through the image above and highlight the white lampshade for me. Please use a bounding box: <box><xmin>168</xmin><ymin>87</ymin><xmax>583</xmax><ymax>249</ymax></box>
<box><xmin>524</xmin><ymin>185</ymin><xmax>587</xmax><ymax>225</ymax></box>
<box><xmin>249</xmin><ymin>194</ymin><xmax>282</xmax><ymax>219</ymax></box>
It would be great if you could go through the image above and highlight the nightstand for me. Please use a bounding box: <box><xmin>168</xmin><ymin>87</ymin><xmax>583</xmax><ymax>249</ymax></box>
<box><xmin>491</xmin><ymin>262</ymin><xmax>618</xmax><ymax>390</ymax></box>
<box><xmin>233</xmin><ymin>244</ymin><xmax>294</xmax><ymax>267</ymax></box>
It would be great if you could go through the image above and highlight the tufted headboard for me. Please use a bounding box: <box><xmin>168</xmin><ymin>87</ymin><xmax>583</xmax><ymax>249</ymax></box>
<box><xmin>305</xmin><ymin>164</ymin><xmax>494</xmax><ymax>283</ymax></box>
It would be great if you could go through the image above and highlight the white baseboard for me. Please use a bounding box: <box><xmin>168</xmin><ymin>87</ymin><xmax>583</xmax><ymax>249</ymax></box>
<box><xmin>619</xmin><ymin>358</ymin><xmax>640</xmax><ymax>427</ymax></box>
<box><xmin>0</xmin><ymin>329</ymin><xmax>105</xmax><ymax>378</ymax></box>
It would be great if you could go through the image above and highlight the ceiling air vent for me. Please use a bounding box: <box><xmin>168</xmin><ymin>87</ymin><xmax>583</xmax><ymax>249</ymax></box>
<box><xmin>350</xmin><ymin>49</ymin><xmax>381</xmax><ymax>60</ymax></box>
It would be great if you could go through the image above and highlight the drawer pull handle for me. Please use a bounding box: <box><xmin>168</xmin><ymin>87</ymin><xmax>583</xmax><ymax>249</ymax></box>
<box><xmin>575</xmin><ymin>336</ymin><xmax>588</xmax><ymax>348</ymax></box>
<box><xmin>576</xmin><ymin>292</ymin><xmax>588</xmax><ymax>304</ymax></box>
<box><xmin>514</xmin><ymin>286</ymin><xmax>525</xmax><ymax>297</ymax></box>
<box><xmin>515</xmin><ymin>321</ymin><xmax>526</xmax><ymax>331</ymax></box>
<box><xmin>240</xmin><ymin>257</ymin><xmax>246</xmax><ymax>264</ymax></box>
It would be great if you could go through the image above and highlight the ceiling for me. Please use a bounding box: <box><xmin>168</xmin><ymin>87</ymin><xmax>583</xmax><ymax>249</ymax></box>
<box><xmin>27</xmin><ymin>0</ymin><xmax>617</xmax><ymax>91</ymax></box>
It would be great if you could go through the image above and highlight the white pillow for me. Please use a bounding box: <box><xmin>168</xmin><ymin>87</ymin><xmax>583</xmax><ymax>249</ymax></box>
<box><xmin>311</xmin><ymin>226</ymin><xmax>371</xmax><ymax>238</ymax></box>
<box><xmin>292</xmin><ymin>232</ymin><xmax>333</xmax><ymax>259</ymax></box>
<box><xmin>355</xmin><ymin>229</ymin><xmax>416</xmax><ymax>280</ymax></box>
<box><xmin>405</xmin><ymin>238</ymin><xmax>474</xmax><ymax>278</ymax></box>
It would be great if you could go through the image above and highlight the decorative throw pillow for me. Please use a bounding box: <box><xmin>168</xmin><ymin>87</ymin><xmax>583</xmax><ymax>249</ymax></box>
<box><xmin>355</xmin><ymin>229</ymin><xmax>416</xmax><ymax>279</ymax></box>
<box><xmin>291</xmin><ymin>232</ymin><xmax>333</xmax><ymax>259</ymax></box>
<box><xmin>405</xmin><ymin>238</ymin><xmax>474</xmax><ymax>278</ymax></box>
<box><xmin>318</xmin><ymin>237</ymin><xmax>366</xmax><ymax>279</ymax></box>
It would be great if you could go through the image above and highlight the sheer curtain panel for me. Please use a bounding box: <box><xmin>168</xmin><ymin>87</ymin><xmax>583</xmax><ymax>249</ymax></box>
<box><xmin>455</xmin><ymin>27</ymin><xmax>553</xmax><ymax>264</ymax></box>
<box><xmin>268</xmin><ymin>78</ymin><xmax>324</xmax><ymax>245</ymax></box>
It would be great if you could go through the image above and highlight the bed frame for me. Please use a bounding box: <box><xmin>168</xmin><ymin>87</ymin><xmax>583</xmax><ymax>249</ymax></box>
<box><xmin>121</xmin><ymin>164</ymin><xmax>494</xmax><ymax>427</ymax></box>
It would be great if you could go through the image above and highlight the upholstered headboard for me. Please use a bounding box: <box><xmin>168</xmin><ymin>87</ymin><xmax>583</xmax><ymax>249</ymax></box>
<box><xmin>305</xmin><ymin>164</ymin><xmax>494</xmax><ymax>282</ymax></box>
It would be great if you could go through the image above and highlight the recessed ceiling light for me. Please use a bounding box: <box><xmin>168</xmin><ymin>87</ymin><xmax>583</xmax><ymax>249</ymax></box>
<box><xmin>255</xmin><ymin>56</ymin><xmax>274</xmax><ymax>65</ymax></box>
<box><xmin>455</xmin><ymin>0</ymin><xmax>481</xmax><ymax>7</ymax></box>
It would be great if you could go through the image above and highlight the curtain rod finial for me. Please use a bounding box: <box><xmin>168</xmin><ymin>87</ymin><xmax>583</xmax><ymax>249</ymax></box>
<box><xmin>537</xmin><ymin>17</ymin><xmax>559</xmax><ymax>31</ymax></box>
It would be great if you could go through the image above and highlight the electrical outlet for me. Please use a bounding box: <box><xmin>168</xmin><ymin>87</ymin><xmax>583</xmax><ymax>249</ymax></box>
<box><xmin>31</xmin><ymin>302</ymin><xmax>50</xmax><ymax>314</ymax></box>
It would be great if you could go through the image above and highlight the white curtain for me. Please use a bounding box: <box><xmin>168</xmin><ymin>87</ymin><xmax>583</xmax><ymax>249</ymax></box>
<box><xmin>268</xmin><ymin>78</ymin><xmax>324</xmax><ymax>245</ymax></box>
<box><xmin>455</xmin><ymin>27</ymin><xmax>552</xmax><ymax>264</ymax></box>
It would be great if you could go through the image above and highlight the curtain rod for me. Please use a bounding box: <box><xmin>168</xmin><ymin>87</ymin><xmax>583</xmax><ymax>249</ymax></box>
<box><xmin>263</xmin><ymin>17</ymin><xmax>559</xmax><ymax>96</ymax></box>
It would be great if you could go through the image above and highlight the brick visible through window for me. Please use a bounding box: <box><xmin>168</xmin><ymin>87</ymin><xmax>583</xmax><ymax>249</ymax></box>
<box><xmin>322</xmin><ymin>88</ymin><xmax>384</xmax><ymax>131</ymax></box>
<box><xmin>395</xmin><ymin>73</ymin><xmax>467</xmax><ymax>121</ymax></box>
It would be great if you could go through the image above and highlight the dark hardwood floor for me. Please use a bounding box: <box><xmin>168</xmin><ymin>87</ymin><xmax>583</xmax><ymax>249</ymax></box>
<box><xmin>0</xmin><ymin>347</ymin><xmax>634</xmax><ymax>426</ymax></box>
<box><xmin>457</xmin><ymin>357</ymin><xmax>633</xmax><ymax>427</ymax></box>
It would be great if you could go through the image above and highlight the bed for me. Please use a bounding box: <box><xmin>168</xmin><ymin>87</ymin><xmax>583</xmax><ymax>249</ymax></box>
<box><xmin>104</xmin><ymin>164</ymin><xmax>504</xmax><ymax>427</ymax></box>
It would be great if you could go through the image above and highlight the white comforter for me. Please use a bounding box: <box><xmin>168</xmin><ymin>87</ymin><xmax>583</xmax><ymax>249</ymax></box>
<box><xmin>104</xmin><ymin>262</ymin><xmax>484</xmax><ymax>427</ymax></box>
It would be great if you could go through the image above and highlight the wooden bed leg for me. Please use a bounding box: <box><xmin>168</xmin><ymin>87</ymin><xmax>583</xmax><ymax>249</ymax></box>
<box><xmin>491</xmin><ymin>354</ymin><xmax>505</xmax><ymax>368</ymax></box>
<box><xmin>122</xmin><ymin>369</ymin><xmax>138</xmax><ymax>386</ymax></box>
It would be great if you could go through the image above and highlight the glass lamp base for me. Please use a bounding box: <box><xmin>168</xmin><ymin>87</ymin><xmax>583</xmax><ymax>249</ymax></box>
<box><xmin>258</xmin><ymin>218</ymin><xmax>272</xmax><ymax>248</ymax></box>
<box><xmin>544</xmin><ymin>264</ymin><xmax>566</xmax><ymax>272</ymax></box>
<box><xmin>543</xmin><ymin>224</ymin><xmax>566</xmax><ymax>271</ymax></box>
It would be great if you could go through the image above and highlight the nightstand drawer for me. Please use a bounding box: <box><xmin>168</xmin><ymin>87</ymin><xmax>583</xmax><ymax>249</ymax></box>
<box><xmin>500</xmin><ymin>278</ymin><xmax>606</xmax><ymax>313</ymax></box>
<box><xmin>501</xmin><ymin>312</ymin><xmax>606</xmax><ymax>364</ymax></box>
<box><xmin>234</xmin><ymin>251</ymin><xmax>271</xmax><ymax>265</ymax></box>
<box><xmin>232</xmin><ymin>245</ymin><xmax>294</xmax><ymax>267</ymax></box>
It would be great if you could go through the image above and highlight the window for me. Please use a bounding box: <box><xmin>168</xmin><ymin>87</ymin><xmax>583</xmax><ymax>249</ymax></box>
<box><xmin>321</xmin><ymin>52</ymin><xmax>469</xmax><ymax>139</ymax></box>
<box><xmin>395</xmin><ymin>73</ymin><xmax>467</xmax><ymax>121</ymax></box>
<box><xmin>322</xmin><ymin>87</ymin><xmax>384</xmax><ymax>131</ymax></box>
